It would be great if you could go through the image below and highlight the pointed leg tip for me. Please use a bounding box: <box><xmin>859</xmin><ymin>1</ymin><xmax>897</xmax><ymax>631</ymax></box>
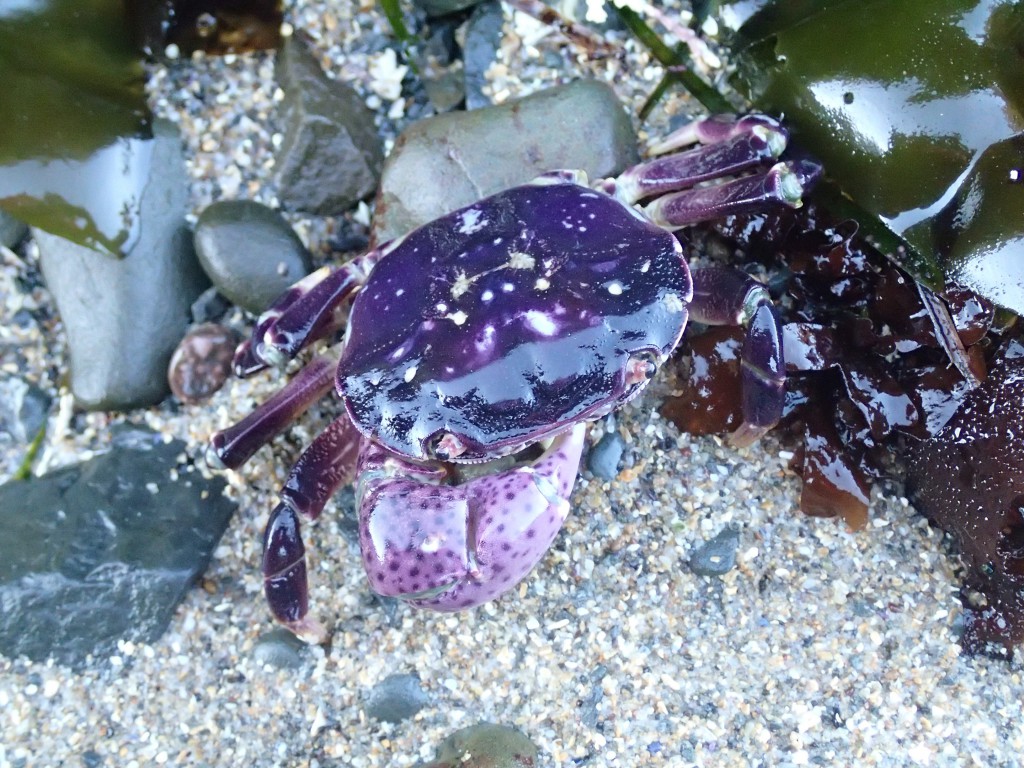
<box><xmin>286</xmin><ymin>616</ymin><xmax>329</xmax><ymax>645</ymax></box>
<box><xmin>728</xmin><ymin>422</ymin><xmax>771</xmax><ymax>449</ymax></box>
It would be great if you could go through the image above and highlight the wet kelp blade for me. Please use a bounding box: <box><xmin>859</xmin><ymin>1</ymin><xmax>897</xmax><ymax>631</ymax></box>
<box><xmin>729</xmin><ymin>0</ymin><xmax>1024</xmax><ymax>312</ymax></box>
<box><xmin>0</xmin><ymin>0</ymin><xmax>149</xmax><ymax>256</ymax></box>
<box><xmin>0</xmin><ymin>0</ymin><xmax>282</xmax><ymax>257</ymax></box>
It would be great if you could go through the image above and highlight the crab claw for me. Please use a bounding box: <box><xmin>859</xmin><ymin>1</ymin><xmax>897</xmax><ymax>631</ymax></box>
<box><xmin>356</xmin><ymin>424</ymin><xmax>587</xmax><ymax>611</ymax></box>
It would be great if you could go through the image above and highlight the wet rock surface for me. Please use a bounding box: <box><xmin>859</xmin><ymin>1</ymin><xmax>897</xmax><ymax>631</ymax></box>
<box><xmin>689</xmin><ymin>526</ymin><xmax>741</xmax><ymax>576</ymax></box>
<box><xmin>274</xmin><ymin>33</ymin><xmax>384</xmax><ymax>215</ymax></box>
<box><xmin>33</xmin><ymin>120</ymin><xmax>208</xmax><ymax>411</ymax></box>
<box><xmin>414</xmin><ymin>722</ymin><xmax>540</xmax><ymax>768</ymax></box>
<box><xmin>364</xmin><ymin>673</ymin><xmax>431</xmax><ymax>723</ymax></box>
<box><xmin>0</xmin><ymin>377</ymin><xmax>50</xmax><ymax>444</ymax></box>
<box><xmin>0</xmin><ymin>429</ymin><xmax>235</xmax><ymax>665</ymax></box>
<box><xmin>373</xmin><ymin>79</ymin><xmax>638</xmax><ymax>241</ymax></box>
<box><xmin>194</xmin><ymin>200</ymin><xmax>312</xmax><ymax>313</ymax></box>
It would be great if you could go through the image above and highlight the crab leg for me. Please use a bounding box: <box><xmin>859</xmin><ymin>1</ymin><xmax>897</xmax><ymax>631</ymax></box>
<box><xmin>207</xmin><ymin>354</ymin><xmax>337</xmax><ymax>470</ymax></box>
<box><xmin>690</xmin><ymin>266</ymin><xmax>785</xmax><ymax>447</ymax></box>
<box><xmin>358</xmin><ymin>424</ymin><xmax>587</xmax><ymax>612</ymax></box>
<box><xmin>235</xmin><ymin>250</ymin><xmax>381</xmax><ymax>375</ymax></box>
<box><xmin>612</xmin><ymin>120</ymin><xmax>789</xmax><ymax>204</ymax></box>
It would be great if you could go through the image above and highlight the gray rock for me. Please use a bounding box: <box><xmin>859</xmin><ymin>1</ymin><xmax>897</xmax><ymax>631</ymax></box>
<box><xmin>414</xmin><ymin>722</ymin><xmax>539</xmax><ymax>768</ymax></box>
<box><xmin>0</xmin><ymin>429</ymin><xmax>236</xmax><ymax>666</ymax></box>
<box><xmin>34</xmin><ymin>120</ymin><xmax>209</xmax><ymax>411</ymax></box>
<box><xmin>689</xmin><ymin>527</ymin><xmax>741</xmax><ymax>577</ymax></box>
<box><xmin>274</xmin><ymin>33</ymin><xmax>384</xmax><ymax>215</ymax></box>
<box><xmin>190</xmin><ymin>286</ymin><xmax>231</xmax><ymax>324</ymax></box>
<box><xmin>0</xmin><ymin>378</ymin><xmax>50</xmax><ymax>443</ymax></box>
<box><xmin>374</xmin><ymin>80</ymin><xmax>638</xmax><ymax>242</ymax></box>
<box><xmin>587</xmin><ymin>432</ymin><xmax>624</xmax><ymax>480</ymax></box>
<box><xmin>463</xmin><ymin>0</ymin><xmax>503</xmax><ymax>109</ymax></box>
<box><xmin>252</xmin><ymin>628</ymin><xmax>308</xmax><ymax>669</ymax></box>
<box><xmin>0</xmin><ymin>210</ymin><xmax>28</xmax><ymax>248</ymax></box>
<box><xmin>194</xmin><ymin>200</ymin><xmax>312</xmax><ymax>313</ymax></box>
<box><xmin>364</xmin><ymin>673</ymin><xmax>430</xmax><ymax>723</ymax></box>
<box><xmin>410</xmin><ymin>0</ymin><xmax>483</xmax><ymax>16</ymax></box>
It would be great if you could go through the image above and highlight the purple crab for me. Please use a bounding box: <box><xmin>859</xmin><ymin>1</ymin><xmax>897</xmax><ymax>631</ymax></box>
<box><xmin>208</xmin><ymin>114</ymin><xmax>820</xmax><ymax>642</ymax></box>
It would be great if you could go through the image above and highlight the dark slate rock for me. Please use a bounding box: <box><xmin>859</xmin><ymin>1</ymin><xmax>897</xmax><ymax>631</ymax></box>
<box><xmin>364</xmin><ymin>673</ymin><xmax>430</xmax><ymax>723</ymax></box>
<box><xmin>274</xmin><ymin>33</ymin><xmax>384</xmax><ymax>215</ymax></box>
<box><xmin>0</xmin><ymin>430</ymin><xmax>236</xmax><ymax>665</ymax></box>
<box><xmin>0</xmin><ymin>210</ymin><xmax>28</xmax><ymax>249</ymax></box>
<box><xmin>194</xmin><ymin>199</ymin><xmax>312</xmax><ymax>313</ymax></box>
<box><xmin>34</xmin><ymin>120</ymin><xmax>209</xmax><ymax>411</ymax></box>
<box><xmin>374</xmin><ymin>80</ymin><xmax>639</xmax><ymax>242</ymax></box>
<box><xmin>587</xmin><ymin>432</ymin><xmax>624</xmax><ymax>480</ymax></box>
<box><xmin>252</xmin><ymin>627</ymin><xmax>308</xmax><ymax>669</ymax></box>
<box><xmin>689</xmin><ymin>527</ymin><xmax>741</xmax><ymax>576</ymax></box>
<box><xmin>463</xmin><ymin>0</ymin><xmax>503</xmax><ymax>109</ymax></box>
<box><xmin>0</xmin><ymin>378</ymin><xmax>51</xmax><ymax>443</ymax></box>
<box><xmin>415</xmin><ymin>722</ymin><xmax>540</xmax><ymax>768</ymax></box>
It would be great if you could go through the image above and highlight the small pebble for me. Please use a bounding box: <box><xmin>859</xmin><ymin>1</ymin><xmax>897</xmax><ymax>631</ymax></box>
<box><xmin>364</xmin><ymin>673</ymin><xmax>430</xmax><ymax>723</ymax></box>
<box><xmin>689</xmin><ymin>526</ymin><xmax>741</xmax><ymax>576</ymax></box>
<box><xmin>252</xmin><ymin>628</ymin><xmax>308</xmax><ymax>670</ymax></box>
<box><xmin>587</xmin><ymin>431</ymin><xmax>624</xmax><ymax>480</ymax></box>
<box><xmin>167</xmin><ymin>323</ymin><xmax>240</xmax><ymax>404</ymax></box>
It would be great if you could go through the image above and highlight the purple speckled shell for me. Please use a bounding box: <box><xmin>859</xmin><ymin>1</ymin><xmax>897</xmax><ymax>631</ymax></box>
<box><xmin>338</xmin><ymin>177</ymin><xmax>691</xmax><ymax>461</ymax></box>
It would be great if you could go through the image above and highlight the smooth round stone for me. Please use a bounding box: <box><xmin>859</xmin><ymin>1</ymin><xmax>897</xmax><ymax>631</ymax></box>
<box><xmin>252</xmin><ymin>628</ymin><xmax>307</xmax><ymax>669</ymax></box>
<box><xmin>689</xmin><ymin>527</ymin><xmax>741</xmax><ymax>576</ymax></box>
<box><xmin>363</xmin><ymin>673</ymin><xmax>430</xmax><ymax>723</ymax></box>
<box><xmin>587</xmin><ymin>431</ymin><xmax>625</xmax><ymax>480</ymax></box>
<box><xmin>414</xmin><ymin>722</ymin><xmax>539</xmax><ymax>768</ymax></box>
<box><xmin>194</xmin><ymin>200</ymin><xmax>312</xmax><ymax>314</ymax></box>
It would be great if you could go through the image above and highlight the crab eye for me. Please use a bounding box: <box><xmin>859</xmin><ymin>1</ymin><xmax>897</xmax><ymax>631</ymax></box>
<box><xmin>625</xmin><ymin>350</ymin><xmax>660</xmax><ymax>386</ymax></box>
<box><xmin>427</xmin><ymin>431</ymin><xmax>469</xmax><ymax>461</ymax></box>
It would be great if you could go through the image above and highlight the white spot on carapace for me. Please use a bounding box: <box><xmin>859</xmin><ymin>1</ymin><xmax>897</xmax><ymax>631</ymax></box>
<box><xmin>606</xmin><ymin>281</ymin><xmax>624</xmax><ymax>295</ymax></box>
<box><xmin>502</xmin><ymin>282</ymin><xmax>514</xmax><ymax>293</ymax></box>
<box><xmin>535</xmin><ymin>277</ymin><xmax>550</xmax><ymax>291</ymax></box>
<box><xmin>404</xmin><ymin>365</ymin><xmax>418</xmax><ymax>382</ymax></box>
<box><xmin>578</xmin><ymin>225</ymin><xmax>588</xmax><ymax>232</ymax></box>
<box><xmin>390</xmin><ymin>345</ymin><xmax>407</xmax><ymax>360</ymax></box>
<box><xmin>448</xmin><ymin>310</ymin><xmax>468</xmax><ymax>325</ymax></box>
<box><xmin>493</xmin><ymin>237</ymin><xmax>503</xmax><ymax>245</ymax></box>
<box><xmin>663</xmin><ymin>293</ymin><xmax>685</xmax><ymax>313</ymax></box>
<box><xmin>525</xmin><ymin>310</ymin><xmax>557</xmax><ymax>336</ymax></box>
<box><xmin>451</xmin><ymin>270</ymin><xmax>473</xmax><ymax>299</ymax></box>
<box><xmin>435</xmin><ymin>302</ymin><xmax>449</xmax><ymax>313</ymax></box>
<box><xmin>507</xmin><ymin>250</ymin><xmax>535</xmax><ymax>270</ymax></box>
<box><xmin>458</xmin><ymin>208</ymin><xmax>487</xmax><ymax>234</ymax></box>
<box><xmin>640</xmin><ymin>260</ymin><xmax>651</xmax><ymax>273</ymax></box>
<box><xmin>481</xmin><ymin>289</ymin><xmax>494</xmax><ymax>302</ymax></box>
<box><xmin>395</xmin><ymin>288</ymin><xmax>405</xmax><ymax>297</ymax></box>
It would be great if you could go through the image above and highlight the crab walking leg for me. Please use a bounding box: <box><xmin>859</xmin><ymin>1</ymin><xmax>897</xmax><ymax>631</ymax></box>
<box><xmin>644</xmin><ymin>162</ymin><xmax>807</xmax><ymax>228</ymax></box>
<box><xmin>690</xmin><ymin>267</ymin><xmax>786</xmax><ymax>447</ymax></box>
<box><xmin>357</xmin><ymin>424</ymin><xmax>587</xmax><ymax>612</ymax></box>
<box><xmin>262</xmin><ymin>501</ymin><xmax>326</xmax><ymax>643</ymax></box>
<box><xmin>235</xmin><ymin>250</ymin><xmax>381</xmax><ymax>375</ymax></box>
<box><xmin>611</xmin><ymin>121</ymin><xmax>789</xmax><ymax>204</ymax></box>
<box><xmin>207</xmin><ymin>354</ymin><xmax>337</xmax><ymax>470</ymax></box>
<box><xmin>648</xmin><ymin>114</ymin><xmax>788</xmax><ymax>155</ymax></box>
<box><xmin>280</xmin><ymin>413</ymin><xmax>363</xmax><ymax>520</ymax></box>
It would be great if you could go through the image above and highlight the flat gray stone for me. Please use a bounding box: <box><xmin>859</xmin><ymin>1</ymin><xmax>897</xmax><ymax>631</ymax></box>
<box><xmin>0</xmin><ymin>429</ymin><xmax>236</xmax><ymax>666</ymax></box>
<box><xmin>373</xmin><ymin>80</ymin><xmax>639</xmax><ymax>242</ymax></box>
<box><xmin>364</xmin><ymin>673</ymin><xmax>430</xmax><ymax>723</ymax></box>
